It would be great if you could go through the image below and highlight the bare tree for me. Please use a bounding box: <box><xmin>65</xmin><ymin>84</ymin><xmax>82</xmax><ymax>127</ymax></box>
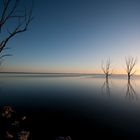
<box><xmin>101</xmin><ymin>58</ymin><xmax>112</xmax><ymax>80</ymax></box>
<box><xmin>125</xmin><ymin>56</ymin><xmax>137</xmax><ymax>80</ymax></box>
<box><xmin>0</xmin><ymin>0</ymin><xmax>33</xmax><ymax>59</ymax></box>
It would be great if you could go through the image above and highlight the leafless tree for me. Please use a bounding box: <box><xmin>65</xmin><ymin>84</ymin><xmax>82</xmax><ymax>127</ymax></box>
<box><xmin>125</xmin><ymin>56</ymin><xmax>137</xmax><ymax>80</ymax></box>
<box><xmin>101</xmin><ymin>58</ymin><xmax>112</xmax><ymax>80</ymax></box>
<box><xmin>0</xmin><ymin>0</ymin><xmax>33</xmax><ymax>59</ymax></box>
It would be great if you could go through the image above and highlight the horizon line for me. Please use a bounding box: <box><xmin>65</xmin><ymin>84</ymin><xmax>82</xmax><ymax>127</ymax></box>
<box><xmin>0</xmin><ymin>71</ymin><xmax>139</xmax><ymax>76</ymax></box>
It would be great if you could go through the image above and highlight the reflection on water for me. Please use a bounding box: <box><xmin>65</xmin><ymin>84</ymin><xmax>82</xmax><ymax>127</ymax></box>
<box><xmin>101</xmin><ymin>78</ymin><xmax>110</xmax><ymax>97</ymax></box>
<box><xmin>1</xmin><ymin>74</ymin><xmax>140</xmax><ymax>139</ymax></box>
<box><xmin>0</xmin><ymin>74</ymin><xmax>140</xmax><ymax>105</ymax></box>
<box><xmin>100</xmin><ymin>76</ymin><xmax>138</xmax><ymax>102</ymax></box>
<box><xmin>125</xmin><ymin>79</ymin><xmax>137</xmax><ymax>101</ymax></box>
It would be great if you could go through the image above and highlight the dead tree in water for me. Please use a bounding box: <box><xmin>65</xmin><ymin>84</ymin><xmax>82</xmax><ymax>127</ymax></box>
<box><xmin>102</xmin><ymin>58</ymin><xmax>112</xmax><ymax>80</ymax></box>
<box><xmin>0</xmin><ymin>0</ymin><xmax>33</xmax><ymax>59</ymax></box>
<box><xmin>125</xmin><ymin>56</ymin><xmax>137</xmax><ymax>81</ymax></box>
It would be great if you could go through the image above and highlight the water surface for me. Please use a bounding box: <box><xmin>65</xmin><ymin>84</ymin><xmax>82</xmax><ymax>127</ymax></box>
<box><xmin>0</xmin><ymin>74</ymin><xmax>140</xmax><ymax>139</ymax></box>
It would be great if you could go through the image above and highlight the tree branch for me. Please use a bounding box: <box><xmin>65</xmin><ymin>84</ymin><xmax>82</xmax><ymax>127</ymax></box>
<box><xmin>0</xmin><ymin>0</ymin><xmax>34</xmax><ymax>54</ymax></box>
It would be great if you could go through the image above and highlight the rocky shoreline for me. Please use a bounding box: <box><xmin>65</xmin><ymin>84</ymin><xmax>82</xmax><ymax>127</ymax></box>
<box><xmin>0</xmin><ymin>106</ymin><xmax>29</xmax><ymax>140</ymax></box>
<box><xmin>0</xmin><ymin>106</ymin><xmax>72</xmax><ymax>140</ymax></box>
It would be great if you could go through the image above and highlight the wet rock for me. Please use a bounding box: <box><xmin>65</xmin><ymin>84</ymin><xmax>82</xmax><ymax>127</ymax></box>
<box><xmin>56</xmin><ymin>136</ymin><xmax>72</xmax><ymax>140</ymax></box>
<box><xmin>56</xmin><ymin>137</ymin><xmax>65</xmax><ymax>140</ymax></box>
<box><xmin>22</xmin><ymin>116</ymin><xmax>26</xmax><ymax>121</ymax></box>
<box><xmin>2</xmin><ymin>106</ymin><xmax>14</xmax><ymax>119</ymax></box>
<box><xmin>65</xmin><ymin>136</ymin><xmax>72</xmax><ymax>140</ymax></box>
<box><xmin>6</xmin><ymin>131</ymin><xmax>14</xmax><ymax>139</ymax></box>
<box><xmin>11</xmin><ymin>120</ymin><xmax>20</xmax><ymax>126</ymax></box>
<box><xmin>18</xmin><ymin>130</ymin><xmax>30</xmax><ymax>140</ymax></box>
<box><xmin>0</xmin><ymin>106</ymin><xmax>30</xmax><ymax>140</ymax></box>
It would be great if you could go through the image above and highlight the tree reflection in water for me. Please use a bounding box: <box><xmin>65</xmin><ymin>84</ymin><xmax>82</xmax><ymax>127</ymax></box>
<box><xmin>126</xmin><ymin>79</ymin><xmax>137</xmax><ymax>101</ymax></box>
<box><xmin>101</xmin><ymin>78</ymin><xmax>110</xmax><ymax>97</ymax></box>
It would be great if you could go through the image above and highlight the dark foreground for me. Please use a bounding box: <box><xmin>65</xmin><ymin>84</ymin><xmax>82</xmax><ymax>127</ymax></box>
<box><xmin>1</xmin><ymin>102</ymin><xmax>140</xmax><ymax>140</ymax></box>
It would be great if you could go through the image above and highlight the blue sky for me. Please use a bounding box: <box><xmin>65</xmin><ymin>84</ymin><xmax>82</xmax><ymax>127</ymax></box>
<box><xmin>2</xmin><ymin>0</ymin><xmax>140</xmax><ymax>73</ymax></box>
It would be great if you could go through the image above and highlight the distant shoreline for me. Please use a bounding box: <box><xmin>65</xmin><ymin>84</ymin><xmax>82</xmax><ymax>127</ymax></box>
<box><xmin>0</xmin><ymin>72</ymin><xmax>94</xmax><ymax>75</ymax></box>
<box><xmin>0</xmin><ymin>72</ymin><xmax>139</xmax><ymax>77</ymax></box>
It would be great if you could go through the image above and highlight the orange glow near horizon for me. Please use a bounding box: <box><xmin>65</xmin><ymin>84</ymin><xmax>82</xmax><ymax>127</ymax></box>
<box><xmin>3</xmin><ymin>65</ymin><xmax>140</xmax><ymax>75</ymax></box>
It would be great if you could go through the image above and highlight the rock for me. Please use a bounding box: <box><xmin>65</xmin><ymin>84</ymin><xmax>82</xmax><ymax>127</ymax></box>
<box><xmin>18</xmin><ymin>130</ymin><xmax>30</xmax><ymax>140</ymax></box>
<box><xmin>22</xmin><ymin>116</ymin><xmax>26</xmax><ymax>121</ymax></box>
<box><xmin>2</xmin><ymin>106</ymin><xmax>15</xmax><ymax>119</ymax></box>
<box><xmin>65</xmin><ymin>136</ymin><xmax>72</xmax><ymax>140</ymax></box>
<box><xmin>6</xmin><ymin>131</ymin><xmax>14</xmax><ymax>139</ymax></box>
<box><xmin>56</xmin><ymin>137</ymin><xmax>65</xmax><ymax>140</ymax></box>
<box><xmin>0</xmin><ymin>106</ymin><xmax>30</xmax><ymax>140</ymax></box>
<box><xmin>56</xmin><ymin>136</ymin><xmax>72</xmax><ymax>140</ymax></box>
<box><xmin>11</xmin><ymin>120</ymin><xmax>20</xmax><ymax>126</ymax></box>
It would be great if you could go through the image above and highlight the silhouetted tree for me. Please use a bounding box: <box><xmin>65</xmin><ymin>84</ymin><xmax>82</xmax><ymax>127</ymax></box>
<box><xmin>0</xmin><ymin>0</ymin><xmax>33</xmax><ymax>59</ymax></box>
<box><xmin>125</xmin><ymin>56</ymin><xmax>137</xmax><ymax>80</ymax></box>
<box><xmin>101</xmin><ymin>58</ymin><xmax>112</xmax><ymax>80</ymax></box>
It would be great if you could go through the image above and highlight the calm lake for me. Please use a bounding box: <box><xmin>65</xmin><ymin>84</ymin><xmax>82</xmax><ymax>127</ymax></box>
<box><xmin>1</xmin><ymin>74</ymin><xmax>140</xmax><ymax>140</ymax></box>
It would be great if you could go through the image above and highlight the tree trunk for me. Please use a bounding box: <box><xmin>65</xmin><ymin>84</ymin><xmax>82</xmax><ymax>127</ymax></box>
<box><xmin>128</xmin><ymin>74</ymin><xmax>130</xmax><ymax>81</ymax></box>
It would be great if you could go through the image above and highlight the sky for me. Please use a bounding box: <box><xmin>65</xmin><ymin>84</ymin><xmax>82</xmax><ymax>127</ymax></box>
<box><xmin>1</xmin><ymin>0</ymin><xmax>140</xmax><ymax>74</ymax></box>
